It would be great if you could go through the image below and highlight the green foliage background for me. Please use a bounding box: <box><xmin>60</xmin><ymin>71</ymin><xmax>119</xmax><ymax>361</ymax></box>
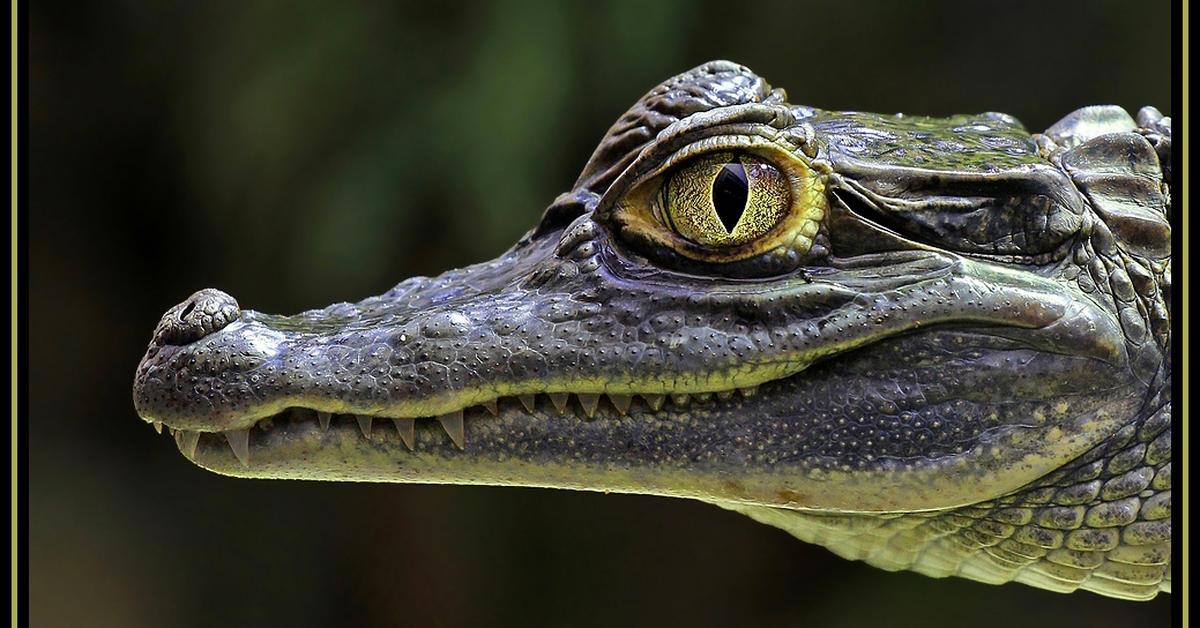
<box><xmin>30</xmin><ymin>2</ymin><xmax>1172</xmax><ymax>626</ymax></box>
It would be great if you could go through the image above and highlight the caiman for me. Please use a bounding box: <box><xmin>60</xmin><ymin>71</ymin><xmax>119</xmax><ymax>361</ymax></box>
<box><xmin>133</xmin><ymin>61</ymin><xmax>1173</xmax><ymax>600</ymax></box>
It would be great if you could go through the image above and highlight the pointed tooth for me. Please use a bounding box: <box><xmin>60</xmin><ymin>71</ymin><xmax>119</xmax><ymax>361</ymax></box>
<box><xmin>356</xmin><ymin>415</ymin><xmax>373</xmax><ymax>438</ymax></box>
<box><xmin>392</xmin><ymin>418</ymin><xmax>415</xmax><ymax>450</ymax></box>
<box><xmin>518</xmin><ymin>394</ymin><xmax>537</xmax><ymax>414</ymax></box>
<box><xmin>437</xmin><ymin>410</ymin><xmax>465</xmax><ymax>449</ymax></box>
<box><xmin>152</xmin><ymin>421</ymin><xmax>163</xmax><ymax>434</ymax></box>
<box><xmin>548</xmin><ymin>393</ymin><xmax>569</xmax><ymax>414</ymax></box>
<box><xmin>717</xmin><ymin>390</ymin><xmax>735</xmax><ymax>401</ymax></box>
<box><xmin>178</xmin><ymin>430</ymin><xmax>200</xmax><ymax>458</ymax></box>
<box><xmin>482</xmin><ymin>399</ymin><xmax>498</xmax><ymax>416</ymax></box>
<box><xmin>738</xmin><ymin>385</ymin><xmax>759</xmax><ymax>398</ymax></box>
<box><xmin>608</xmin><ymin>393</ymin><xmax>632</xmax><ymax>415</ymax></box>
<box><xmin>225</xmin><ymin>429</ymin><xmax>249</xmax><ymax>467</ymax></box>
<box><xmin>577</xmin><ymin>393</ymin><xmax>600</xmax><ymax>418</ymax></box>
<box><xmin>169</xmin><ymin>427</ymin><xmax>178</xmax><ymax>436</ymax></box>
<box><xmin>317</xmin><ymin>411</ymin><xmax>331</xmax><ymax>430</ymax></box>
<box><xmin>642</xmin><ymin>394</ymin><xmax>666</xmax><ymax>411</ymax></box>
<box><xmin>671</xmin><ymin>393</ymin><xmax>690</xmax><ymax>406</ymax></box>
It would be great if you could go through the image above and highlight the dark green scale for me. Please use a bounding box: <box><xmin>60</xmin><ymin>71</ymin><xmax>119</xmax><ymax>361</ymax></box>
<box><xmin>808</xmin><ymin>110</ymin><xmax>1042</xmax><ymax>171</ymax></box>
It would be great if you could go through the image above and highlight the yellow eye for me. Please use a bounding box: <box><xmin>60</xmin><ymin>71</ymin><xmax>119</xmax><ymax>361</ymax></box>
<box><xmin>659</xmin><ymin>152</ymin><xmax>791</xmax><ymax>247</ymax></box>
<box><xmin>597</xmin><ymin>142</ymin><xmax>827</xmax><ymax>273</ymax></box>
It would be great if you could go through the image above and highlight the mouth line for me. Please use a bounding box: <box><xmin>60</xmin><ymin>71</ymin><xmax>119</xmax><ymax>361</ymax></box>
<box><xmin>152</xmin><ymin>385</ymin><xmax>762</xmax><ymax>467</ymax></box>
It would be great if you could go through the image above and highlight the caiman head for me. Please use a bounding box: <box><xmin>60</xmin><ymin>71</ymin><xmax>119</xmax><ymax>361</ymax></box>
<box><xmin>134</xmin><ymin>61</ymin><xmax>1172</xmax><ymax>600</ymax></box>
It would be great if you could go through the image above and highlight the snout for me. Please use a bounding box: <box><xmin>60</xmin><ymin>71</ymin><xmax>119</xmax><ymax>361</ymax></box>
<box><xmin>134</xmin><ymin>288</ymin><xmax>263</xmax><ymax>429</ymax></box>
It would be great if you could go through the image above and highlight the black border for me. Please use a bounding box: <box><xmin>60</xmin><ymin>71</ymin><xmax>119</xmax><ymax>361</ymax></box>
<box><xmin>11</xmin><ymin>0</ymin><xmax>1187</xmax><ymax>624</ymax></box>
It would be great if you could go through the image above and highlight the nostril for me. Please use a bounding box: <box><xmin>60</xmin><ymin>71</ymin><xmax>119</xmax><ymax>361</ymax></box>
<box><xmin>152</xmin><ymin>288</ymin><xmax>241</xmax><ymax>346</ymax></box>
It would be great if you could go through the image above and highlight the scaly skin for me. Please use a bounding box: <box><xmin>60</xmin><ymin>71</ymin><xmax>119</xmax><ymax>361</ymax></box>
<box><xmin>133</xmin><ymin>61</ymin><xmax>1172</xmax><ymax>600</ymax></box>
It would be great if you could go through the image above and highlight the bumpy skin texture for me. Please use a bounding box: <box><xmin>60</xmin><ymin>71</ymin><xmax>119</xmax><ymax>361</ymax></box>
<box><xmin>133</xmin><ymin>62</ymin><xmax>1171</xmax><ymax>600</ymax></box>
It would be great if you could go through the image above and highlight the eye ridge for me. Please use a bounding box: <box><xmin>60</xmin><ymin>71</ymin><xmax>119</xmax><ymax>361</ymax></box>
<box><xmin>712</xmin><ymin>158</ymin><xmax>748</xmax><ymax>233</ymax></box>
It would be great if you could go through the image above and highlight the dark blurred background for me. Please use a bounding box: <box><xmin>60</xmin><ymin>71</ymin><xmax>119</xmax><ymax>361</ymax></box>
<box><xmin>28</xmin><ymin>1</ymin><xmax>1172</xmax><ymax>627</ymax></box>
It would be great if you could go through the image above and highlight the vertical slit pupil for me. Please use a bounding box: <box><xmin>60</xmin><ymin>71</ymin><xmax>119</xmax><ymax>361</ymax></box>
<box><xmin>712</xmin><ymin>159</ymin><xmax>748</xmax><ymax>233</ymax></box>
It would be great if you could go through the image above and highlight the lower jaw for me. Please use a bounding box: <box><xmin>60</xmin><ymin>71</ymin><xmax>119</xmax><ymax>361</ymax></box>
<box><xmin>175</xmin><ymin>393</ymin><xmax>1134</xmax><ymax>515</ymax></box>
<box><xmin>173</xmin><ymin>406</ymin><xmax>1137</xmax><ymax>516</ymax></box>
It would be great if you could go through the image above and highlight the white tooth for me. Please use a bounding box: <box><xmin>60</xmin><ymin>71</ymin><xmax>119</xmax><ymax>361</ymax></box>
<box><xmin>392</xmin><ymin>418</ymin><xmax>415</xmax><ymax>450</ymax></box>
<box><xmin>671</xmin><ymin>393</ymin><xmax>690</xmax><ymax>406</ymax></box>
<box><xmin>153</xmin><ymin>421</ymin><xmax>163</xmax><ymax>434</ymax></box>
<box><xmin>356</xmin><ymin>415</ymin><xmax>373</xmax><ymax>438</ymax></box>
<box><xmin>178</xmin><ymin>430</ymin><xmax>200</xmax><ymax>458</ymax></box>
<box><xmin>518</xmin><ymin>394</ymin><xmax>537</xmax><ymax>414</ymax></box>
<box><xmin>169</xmin><ymin>427</ymin><xmax>178</xmax><ymax>436</ymax></box>
<box><xmin>577</xmin><ymin>393</ymin><xmax>599</xmax><ymax>418</ymax></box>
<box><xmin>437</xmin><ymin>410</ymin><xmax>465</xmax><ymax>449</ymax></box>
<box><xmin>225</xmin><ymin>429</ymin><xmax>250</xmax><ymax>467</ymax></box>
<box><xmin>317</xmin><ymin>411</ymin><xmax>331</xmax><ymax>430</ymax></box>
<box><xmin>482</xmin><ymin>399</ymin><xmax>499</xmax><ymax>416</ymax></box>
<box><xmin>548</xmin><ymin>393</ymin><xmax>569</xmax><ymax>414</ymax></box>
<box><xmin>738</xmin><ymin>385</ymin><xmax>759</xmax><ymax>398</ymax></box>
<box><xmin>642</xmin><ymin>394</ymin><xmax>666</xmax><ymax>411</ymax></box>
<box><xmin>607</xmin><ymin>394</ymin><xmax>632</xmax><ymax>415</ymax></box>
<box><xmin>716</xmin><ymin>390</ymin><xmax>735</xmax><ymax>401</ymax></box>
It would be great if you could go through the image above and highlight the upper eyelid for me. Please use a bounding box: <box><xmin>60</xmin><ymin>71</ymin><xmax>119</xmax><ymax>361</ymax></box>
<box><xmin>641</xmin><ymin>135</ymin><xmax>798</xmax><ymax>186</ymax></box>
<box><xmin>594</xmin><ymin>126</ymin><xmax>806</xmax><ymax>222</ymax></box>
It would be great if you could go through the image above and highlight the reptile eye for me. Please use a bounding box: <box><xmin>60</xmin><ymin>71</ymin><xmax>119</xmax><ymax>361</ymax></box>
<box><xmin>659</xmin><ymin>152</ymin><xmax>790</xmax><ymax>247</ymax></box>
<box><xmin>599</xmin><ymin>142</ymin><xmax>828</xmax><ymax>276</ymax></box>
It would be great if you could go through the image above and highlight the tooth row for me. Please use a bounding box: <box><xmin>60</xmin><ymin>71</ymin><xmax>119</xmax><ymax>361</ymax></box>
<box><xmin>150</xmin><ymin>385</ymin><xmax>761</xmax><ymax>467</ymax></box>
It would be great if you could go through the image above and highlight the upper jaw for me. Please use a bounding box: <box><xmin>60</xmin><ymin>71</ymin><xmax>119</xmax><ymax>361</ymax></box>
<box><xmin>133</xmin><ymin>216</ymin><xmax>1128</xmax><ymax>438</ymax></box>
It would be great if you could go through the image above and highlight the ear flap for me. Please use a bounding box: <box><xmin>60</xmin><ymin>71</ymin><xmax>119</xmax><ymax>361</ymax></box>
<box><xmin>1059</xmin><ymin>130</ymin><xmax>1170</xmax><ymax>261</ymax></box>
<box><xmin>570</xmin><ymin>61</ymin><xmax>779</xmax><ymax>200</ymax></box>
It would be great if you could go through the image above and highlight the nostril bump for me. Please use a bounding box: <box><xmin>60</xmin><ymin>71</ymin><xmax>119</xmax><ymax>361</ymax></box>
<box><xmin>153</xmin><ymin>288</ymin><xmax>241</xmax><ymax>346</ymax></box>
